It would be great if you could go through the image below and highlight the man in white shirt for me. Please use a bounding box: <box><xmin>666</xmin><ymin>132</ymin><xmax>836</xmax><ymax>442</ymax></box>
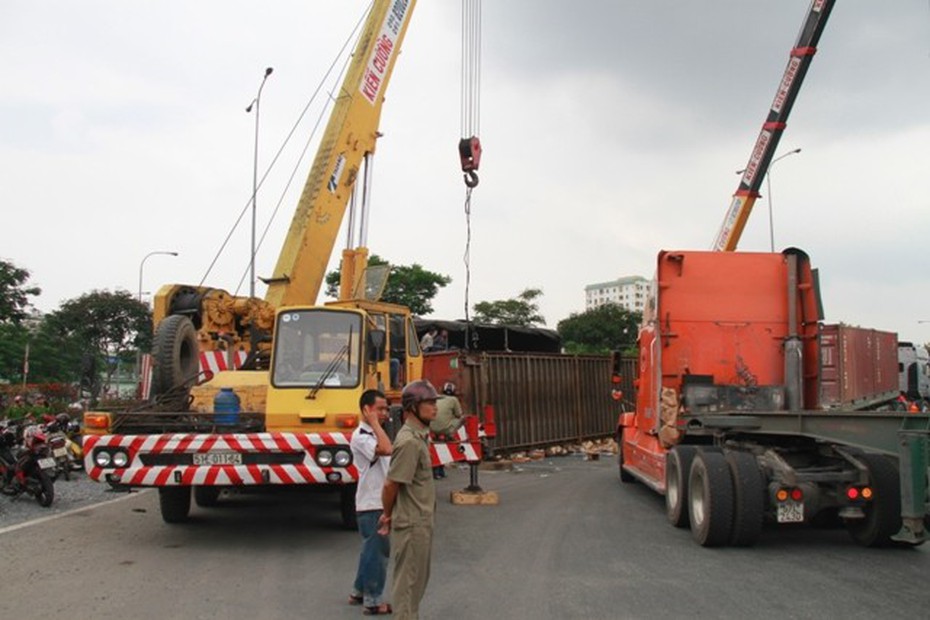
<box><xmin>349</xmin><ymin>389</ymin><xmax>393</xmax><ymax>615</ymax></box>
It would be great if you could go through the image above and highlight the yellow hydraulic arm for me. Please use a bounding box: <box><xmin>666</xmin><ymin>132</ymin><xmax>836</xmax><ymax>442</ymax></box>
<box><xmin>264</xmin><ymin>0</ymin><xmax>417</xmax><ymax>307</ymax></box>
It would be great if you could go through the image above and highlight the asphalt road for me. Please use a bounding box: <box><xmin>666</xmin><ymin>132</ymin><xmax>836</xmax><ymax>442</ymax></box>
<box><xmin>1</xmin><ymin>455</ymin><xmax>927</xmax><ymax>620</ymax></box>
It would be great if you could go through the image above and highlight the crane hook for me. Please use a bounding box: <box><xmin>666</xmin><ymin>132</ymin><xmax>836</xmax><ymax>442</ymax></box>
<box><xmin>463</xmin><ymin>170</ymin><xmax>479</xmax><ymax>188</ymax></box>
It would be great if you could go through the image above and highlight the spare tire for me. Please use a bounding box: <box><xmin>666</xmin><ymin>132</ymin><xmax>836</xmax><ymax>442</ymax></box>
<box><xmin>152</xmin><ymin>314</ymin><xmax>200</xmax><ymax>396</ymax></box>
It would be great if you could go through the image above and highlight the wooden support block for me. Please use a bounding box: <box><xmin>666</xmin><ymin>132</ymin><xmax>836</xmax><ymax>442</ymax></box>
<box><xmin>450</xmin><ymin>489</ymin><xmax>500</xmax><ymax>505</ymax></box>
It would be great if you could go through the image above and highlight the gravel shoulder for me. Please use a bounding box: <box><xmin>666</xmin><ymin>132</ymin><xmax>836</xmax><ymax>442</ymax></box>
<box><xmin>0</xmin><ymin>470</ymin><xmax>129</xmax><ymax>531</ymax></box>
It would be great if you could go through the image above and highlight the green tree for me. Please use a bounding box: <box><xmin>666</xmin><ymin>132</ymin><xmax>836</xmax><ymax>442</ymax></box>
<box><xmin>473</xmin><ymin>288</ymin><xmax>545</xmax><ymax>327</ymax></box>
<box><xmin>324</xmin><ymin>254</ymin><xmax>451</xmax><ymax>316</ymax></box>
<box><xmin>44</xmin><ymin>290</ymin><xmax>152</xmax><ymax>397</ymax></box>
<box><xmin>0</xmin><ymin>259</ymin><xmax>41</xmax><ymax>325</ymax></box>
<box><xmin>557</xmin><ymin>303</ymin><xmax>641</xmax><ymax>355</ymax></box>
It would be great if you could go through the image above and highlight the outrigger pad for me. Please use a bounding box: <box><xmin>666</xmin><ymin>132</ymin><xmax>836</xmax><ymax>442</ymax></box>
<box><xmin>450</xmin><ymin>489</ymin><xmax>499</xmax><ymax>506</ymax></box>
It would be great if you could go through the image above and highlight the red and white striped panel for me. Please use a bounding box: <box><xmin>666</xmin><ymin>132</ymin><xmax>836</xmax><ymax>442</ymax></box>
<box><xmin>139</xmin><ymin>351</ymin><xmax>249</xmax><ymax>399</ymax></box>
<box><xmin>198</xmin><ymin>350</ymin><xmax>249</xmax><ymax>382</ymax></box>
<box><xmin>430</xmin><ymin>425</ymin><xmax>481</xmax><ymax>466</ymax></box>
<box><xmin>83</xmin><ymin>431</ymin><xmax>357</xmax><ymax>487</ymax></box>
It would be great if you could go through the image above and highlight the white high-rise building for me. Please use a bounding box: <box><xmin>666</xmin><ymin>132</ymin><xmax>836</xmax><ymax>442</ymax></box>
<box><xmin>584</xmin><ymin>275</ymin><xmax>649</xmax><ymax>313</ymax></box>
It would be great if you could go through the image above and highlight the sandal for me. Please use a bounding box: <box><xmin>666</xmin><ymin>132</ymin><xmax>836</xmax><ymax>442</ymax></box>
<box><xmin>363</xmin><ymin>603</ymin><xmax>392</xmax><ymax>615</ymax></box>
<box><xmin>348</xmin><ymin>594</ymin><xmax>363</xmax><ymax>606</ymax></box>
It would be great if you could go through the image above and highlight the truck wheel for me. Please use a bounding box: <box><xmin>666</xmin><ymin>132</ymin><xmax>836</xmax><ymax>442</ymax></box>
<box><xmin>725</xmin><ymin>451</ymin><xmax>765</xmax><ymax>546</ymax></box>
<box><xmin>617</xmin><ymin>429</ymin><xmax>635</xmax><ymax>484</ymax></box>
<box><xmin>846</xmin><ymin>454</ymin><xmax>902</xmax><ymax>547</ymax></box>
<box><xmin>688</xmin><ymin>451</ymin><xmax>735</xmax><ymax>547</ymax></box>
<box><xmin>194</xmin><ymin>486</ymin><xmax>221</xmax><ymax>508</ymax></box>
<box><xmin>340</xmin><ymin>484</ymin><xmax>358</xmax><ymax>531</ymax></box>
<box><xmin>159</xmin><ymin>487</ymin><xmax>192</xmax><ymax>523</ymax></box>
<box><xmin>665</xmin><ymin>446</ymin><xmax>697</xmax><ymax>528</ymax></box>
<box><xmin>152</xmin><ymin>315</ymin><xmax>200</xmax><ymax>396</ymax></box>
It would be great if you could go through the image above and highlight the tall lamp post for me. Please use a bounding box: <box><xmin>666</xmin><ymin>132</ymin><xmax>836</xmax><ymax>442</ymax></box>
<box><xmin>137</xmin><ymin>251</ymin><xmax>179</xmax><ymax>391</ymax></box>
<box><xmin>138</xmin><ymin>251</ymin><xmax>179</xmax><ymax>303</ymax></box>
<box><xmin>736</xmin><ymin>148</ymin><xmax>802</xmax><ymax>251</ymax></box>
<box><xmin>246</xmin><ymin>66</ymin><xmax>274</xmax><ymax>299</ymax></box>
<box><xmin>764</xmin><ymin>148</ymin><xmax>802</xmax><ymax>252</ymax></box>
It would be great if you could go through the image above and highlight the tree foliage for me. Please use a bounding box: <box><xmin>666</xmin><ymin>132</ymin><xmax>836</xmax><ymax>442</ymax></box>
<box><xmin>324</xmin><ymin>254</ymin><xmax>451</xmax><ymax>316</ymax></box>
<box><xmin>0</xmin><ymin>259</ymin><xmax>41</xmax><ymax>325</ymax></box>
<box><xmin>557</xmin><ymin>303</ymin><xmax>641</xmax><ymax>355</ymax></box>
<box><xmin>44</xmin><ymin>290</ymin><xmax>152</xmax><ymax>397</ymax></box>
<box><xmin>473</xmin><ymin>288</ymin><xmax>546</xmax><ymax>327</ymax></box>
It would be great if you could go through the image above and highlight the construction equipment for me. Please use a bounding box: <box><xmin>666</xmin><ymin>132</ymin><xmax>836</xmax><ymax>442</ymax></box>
<box><xmin>82</xmin><ymin>0</ymin><xmax>494</xmax><ymax>526</ymax></box>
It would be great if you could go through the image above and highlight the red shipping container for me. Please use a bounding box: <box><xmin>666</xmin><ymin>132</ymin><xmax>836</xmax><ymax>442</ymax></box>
<box><xmin>820</xmin><ymin>324</ymin><xmax>899</xmax><ymax>409</ymax></box>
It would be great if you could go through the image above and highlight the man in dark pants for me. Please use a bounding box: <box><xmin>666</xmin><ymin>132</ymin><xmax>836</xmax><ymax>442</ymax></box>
<box><xmin>378</xmin><ymin>380</ymin><xmax>439</xmax><ymax>620</ymax></box>
<box><xmin>349</xmin><ymin>389</ymin><xmax>393</xmax><ymax>615</ymax></box>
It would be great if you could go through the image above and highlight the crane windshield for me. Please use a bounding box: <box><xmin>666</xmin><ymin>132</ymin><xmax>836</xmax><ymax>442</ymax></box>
<box><xmin>271</xmin><ymin>310</ymin><xmax>362</xmax><ymax>388</ymax></box>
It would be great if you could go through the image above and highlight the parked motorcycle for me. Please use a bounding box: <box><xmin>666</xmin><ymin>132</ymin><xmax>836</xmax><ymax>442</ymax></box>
<box><xmin>0</xmin><ymin>422</ymin><xmax>55</xmax><ymax>507</ymax></box>
<box><xmin>42</xmin><ymin>413</ymin><xmax>83</xmax><ymax>481</ymax></box>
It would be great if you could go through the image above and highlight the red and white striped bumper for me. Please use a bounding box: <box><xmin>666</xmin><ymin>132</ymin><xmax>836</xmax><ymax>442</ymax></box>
<box><xmin>83</xmin><ymin>432</ymin><xmax>357</xmax><ymax>487</ymax></box>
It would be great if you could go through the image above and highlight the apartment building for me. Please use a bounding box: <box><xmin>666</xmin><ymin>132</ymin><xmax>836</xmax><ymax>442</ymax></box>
<box><xmin>584</xmin><ymin>275</ymin><xmax>649</xmax><ymax>313</ymax></box>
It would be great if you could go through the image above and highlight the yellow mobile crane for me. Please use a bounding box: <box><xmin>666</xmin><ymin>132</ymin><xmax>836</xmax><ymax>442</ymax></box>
<box><xmin>82</xmin><ymin>0</ymin><xmax>451</xmax><ymax>526</ymax></box>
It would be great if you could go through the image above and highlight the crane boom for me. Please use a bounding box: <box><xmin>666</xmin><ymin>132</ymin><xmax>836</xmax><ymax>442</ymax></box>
<box><xmin>265</xmin><ymin>0</ymin><xmax>417</xmax><ymax>307</ymax></box>
<box><xmin>712</xmin><ymin>0</ymin><xmax>835</xmax><ymax>252</ymax></box>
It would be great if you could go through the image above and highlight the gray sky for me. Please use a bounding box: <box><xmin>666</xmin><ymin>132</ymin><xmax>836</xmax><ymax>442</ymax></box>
<box><xmin>3</xmin><ymin>1</ymin><xmax>930</xmax><ymax>343</ymax></box>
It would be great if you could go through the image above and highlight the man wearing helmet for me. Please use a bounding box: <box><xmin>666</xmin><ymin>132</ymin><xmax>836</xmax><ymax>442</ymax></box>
<box><xmin>378</xmin><ymin>379</ymin><xmax>439</xmax><ymax>619</ymax></box>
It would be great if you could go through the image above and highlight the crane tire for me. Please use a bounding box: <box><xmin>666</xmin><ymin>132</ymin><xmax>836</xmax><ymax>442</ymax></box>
<box><xmin>152</xmin><ymin>315</ymin><xmax>199</xmax><ymax>396</ymax></box>
<box><xmin>725</xmin><ymin>451</ymin><xmax>765</xmax><ymax>547</ymax></box>
<box><xmin>846</xmin><ymin>454</ymin><xmax>902</xmax><ymax>547</ymax></box>
<box><xmin>159</xmin><ymin>487</ymin><xmax>192</xmax><ymax>523</ymax></box>
<box><xmin>688</xmin><ymin>451</ymin><xmax>735</xmax><ymax>547</ymax></box>
<box><xmin>665</xmin><ymin>445</ymin><xmax>697</xmax><ymax>528</ymax></box>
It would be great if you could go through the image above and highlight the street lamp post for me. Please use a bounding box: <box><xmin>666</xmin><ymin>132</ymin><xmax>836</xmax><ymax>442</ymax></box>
<box><xmin>137</xmin><ymin>250</ymin><xmax>178</xmax><ymax>392</ymax></box>
<box><xmin>246</xmin><ymin>66</ymin><xmax>274</xmax><ymax>299</ymax></box>
<box><xmin>764</xmin><ymin>148</ymin><xmax>802</xmax><ymax>252</ymax></box>
<box><xmin>138</xmin><ymin>251</ymin><xmax>179</xmax><ymax>303</ymax></box>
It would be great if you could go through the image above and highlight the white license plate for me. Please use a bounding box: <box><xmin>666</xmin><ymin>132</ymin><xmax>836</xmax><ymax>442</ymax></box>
<box><xmin>53</xmin><ymin>447</ymin><xmax>68</xmax><ymax>458</ymax></box>
<box><xmin>38</xmin><ymin>457</ymin><xmax>56</xmax><ymax>470</ymax></box>
<box><xmin>192</xmin><ymin>452</ymin><xmax>242</xmax><ymax>466</ymax></box>
<box><xmin>777</xmin><ymin>501</ymin><xmax>804</xmax><ymax>523</ymax></box>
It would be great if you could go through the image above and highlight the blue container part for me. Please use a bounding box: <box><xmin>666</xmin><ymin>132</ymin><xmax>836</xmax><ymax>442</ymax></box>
<box><xmin>214</xmin><ymin>387</ymin><xmax>241</xmax><ymax>425</ymax></box>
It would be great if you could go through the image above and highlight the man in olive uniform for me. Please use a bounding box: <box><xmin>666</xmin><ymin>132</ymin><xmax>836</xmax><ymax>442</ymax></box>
<box><xmin>378</xmin><ymin>380</ymin><xmax>439</xmax><ymax>620</ymax></box>
<box><xmin>429</xmin><ymin>382</ymin><xmax>464</xmax><ymax>479</ymax></box>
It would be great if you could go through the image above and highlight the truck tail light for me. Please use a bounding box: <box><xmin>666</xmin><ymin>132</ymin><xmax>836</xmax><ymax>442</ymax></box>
<box><xmin>790</xmin><ymin>488</ymin><xmax>804</xmax><ymax>501</ymax></box>
<box><xmin>848</xmin><ymin>486</ymin><xmax>873</xmax><ymax>500</ymax></box>
<box><xmin>335</xmin><ymin>414</ymin><xmax>358</xmax><ymax>429</ymax></box>
<box><xmin>776</xmin><ymin>487</ymin><xmax>804</xmax><ymax>502</ymax></box>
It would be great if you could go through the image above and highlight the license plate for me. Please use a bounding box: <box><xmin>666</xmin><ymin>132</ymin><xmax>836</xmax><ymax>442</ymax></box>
<box><xmin>53</xmin><ymin>447</ymin><xmax>68</xmax><ymax>458</ymax></box>
<box><xmin>777</xmin><ymin>501</ymin><xmax>804</xmax><ymax>523</ymax></box>
<box><xmin>192</xmin><ymin>452</ymin><xmax>242</xmax><ymax>466</ymax></box>
<box><xmin>38</xmin><ymin>457</ymin><xmax>56</xmax><ymax>470</ymax></box>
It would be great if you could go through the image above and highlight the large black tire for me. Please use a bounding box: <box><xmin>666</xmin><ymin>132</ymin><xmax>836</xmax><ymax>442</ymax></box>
<box><xmin>194</xmin><ymin>486</ymin><xmax>221</xmax><ymax>508</ymax></box>
<box><xmin>32</xmin><ymin>468</ymin><xmax>55</xmax><ymax>508</ymax></box>
<box><xmin>846</xmin><ymin>454</ymin><xmax>902</xmax><ymax>547</ymax></box>
<box><xmin>617</xmin><ymin>429</ymin><xmax>635</xmax><ymax>484</ymax></box>
<box><xmin>152</xmin><ymin>315</ymin><xmax>200</xmax><ymax>396</ymax></box>
<box><xmin>725</xmin><ymin>451</ymin><xmax>765</xmax><ymax>547</ymax></box>
<box><xmin>341</xmin><ymin>484</ymin><xmax>358</xmax><ymax>531</ymax></box>
<box><xmin>688</xmin><ymin>451</ymin><xmax>735</xmax><ymax>547</ymax></box>
<box><xmin>159</xmin><ymin>487</ymin><xmax>192</xmax><ymax>524</ymax></box>
<box><xmin>665</xmin><ymin>446</ymin><xmax>697</xmax><ymax>528</ymax></box>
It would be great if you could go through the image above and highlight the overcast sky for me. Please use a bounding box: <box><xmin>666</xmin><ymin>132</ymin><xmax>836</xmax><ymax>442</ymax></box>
<box><xmin>3</xmin><ymin>1</ymin><xmax>929</xmax><ymax>343</ymax></box>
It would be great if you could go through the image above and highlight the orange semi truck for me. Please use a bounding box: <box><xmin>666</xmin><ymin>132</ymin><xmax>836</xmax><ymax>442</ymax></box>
<box><xmin>616</xmin><ymin>249</ymin><xmax>929</xmax><ymax>547</ymax></box>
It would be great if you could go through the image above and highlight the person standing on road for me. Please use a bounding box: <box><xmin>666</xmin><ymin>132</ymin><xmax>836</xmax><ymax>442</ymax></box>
<box><xmin>429</xmin><ymin>382</ymin><xmax>465</xmax><ymax>479</ymax></box>
<box><xmin>349</xmin><ymin>389</ymin><xmax>394</xmax><ymax>616</ymax></box>
<box><xmin>378</xmin><ymin>380</ymin><xmax>439</xmax><ymax>620</ymax></box>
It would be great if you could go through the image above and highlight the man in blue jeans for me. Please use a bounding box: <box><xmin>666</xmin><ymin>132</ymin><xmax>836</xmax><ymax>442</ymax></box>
<box><xmin>349</xmin><ymin>389</ymin><xmax>393</xmax><ymax>615</ymax></box>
